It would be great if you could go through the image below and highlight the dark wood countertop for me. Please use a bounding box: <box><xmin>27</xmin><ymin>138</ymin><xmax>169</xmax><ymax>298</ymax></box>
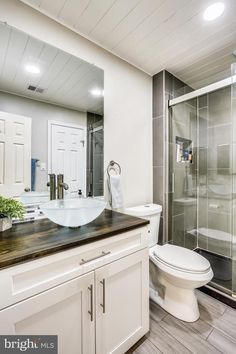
<box><xmin>0</xmin><ymin>209</ymin><xmax>149</xmax><ymax>269</ymax></box>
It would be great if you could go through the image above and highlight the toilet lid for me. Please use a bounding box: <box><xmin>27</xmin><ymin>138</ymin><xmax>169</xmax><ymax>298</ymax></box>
<box><xmin>153</xmin><ymin>244</ymin><xmax>211</xmax><ymax>273</ymax></box>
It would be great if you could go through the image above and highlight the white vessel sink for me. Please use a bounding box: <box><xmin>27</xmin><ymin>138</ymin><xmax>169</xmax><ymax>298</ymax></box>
<box><xmin>40</xmin><ymin>198</ymin><xmax>106</xmax><ymax>227</ymax></box>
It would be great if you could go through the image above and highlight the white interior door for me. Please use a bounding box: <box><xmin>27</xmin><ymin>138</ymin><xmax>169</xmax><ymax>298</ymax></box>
<box><xmin>0</xmin><ymin>111</ymin><xmax>31</xmax><ymax>198</ymax></box>
<box><xmin>95</xmin><ymin>249</ymin><xmax>149</xmax><ymax>354</ymax></box>
<box><xmin>0</xmin><ymin>272</ymin><xmax>95</xmax><ymax>354</ymax></box>
<box><xmin>49</xmin><ymin>122</ymin><xmax>86</xmax><ymax>197</ymax></box>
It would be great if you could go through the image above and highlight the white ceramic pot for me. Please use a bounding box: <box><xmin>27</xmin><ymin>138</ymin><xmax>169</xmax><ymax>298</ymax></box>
<box><xmin>0</xmin><ymin>217</ymin><xmax>12</xmax><ymax>232</ymax></box>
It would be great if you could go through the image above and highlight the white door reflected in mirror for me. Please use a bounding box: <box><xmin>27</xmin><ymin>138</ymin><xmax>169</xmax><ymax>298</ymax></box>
<box><xmin>0</xmin><ymin>111</ymin><xmax>31</xmax><ymax>198</ymax></box>
<box><xmin>49</xmin><ymin>121</ymin><xmax>86</xmax><ymax>198</ymax></box>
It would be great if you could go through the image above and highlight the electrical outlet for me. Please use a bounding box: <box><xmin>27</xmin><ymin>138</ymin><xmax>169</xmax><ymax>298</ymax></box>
<box><xmin>40</xmin><ymin>162</ymin><xmax>46</xmax><ymax>171</ymax></box>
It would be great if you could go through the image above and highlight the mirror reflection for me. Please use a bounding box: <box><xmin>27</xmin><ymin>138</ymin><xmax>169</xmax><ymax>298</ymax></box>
<box><xmin>0</xmin><ymin>22</ymin><xmax>104</xmax><ymax>205</ymax></box>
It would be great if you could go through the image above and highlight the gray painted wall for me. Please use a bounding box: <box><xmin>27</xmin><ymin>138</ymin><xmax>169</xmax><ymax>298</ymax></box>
<box><xmin>0</xmin><ymin>91</ymin><xmax>86</xmax><ymax>191</ymax></box>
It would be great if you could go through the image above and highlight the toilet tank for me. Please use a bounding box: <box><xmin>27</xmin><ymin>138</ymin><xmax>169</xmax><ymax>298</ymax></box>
<box><xmin>124</xmin><ymin>204</ymin><xmax>162</xmax><ymax>247</ymax></box>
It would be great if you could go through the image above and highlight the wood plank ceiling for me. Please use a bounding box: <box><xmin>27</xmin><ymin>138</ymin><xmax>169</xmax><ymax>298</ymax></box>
<box><xmin>0</xmin><ymin>22</ymin><xmax>104</xmax><ymax>114</ymax></box>
<box><xmin>20</xmin><ymin>0</ymin><xmax>236</xmax><ymax>89</ymax></box>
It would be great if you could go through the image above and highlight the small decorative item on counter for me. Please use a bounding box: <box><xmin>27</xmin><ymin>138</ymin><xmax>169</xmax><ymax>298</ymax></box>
<box><xmin>183</xmin><ymin>149</ymin><xmax>189</xmax><ymax>161</ymax></box>
<box><xmin>188</xmin><ymin>150</ymin><xmax>193</xmax><ymax>163</ymax></box>
<box><xmin>0</xmin><ymin>196</ymin><xmax>25</xmax><ymax>232</ymax></box>
<box><xmin>78</xmin><ymin>189</ymin><xmax>84</xmax><ymax>198</ymax></box>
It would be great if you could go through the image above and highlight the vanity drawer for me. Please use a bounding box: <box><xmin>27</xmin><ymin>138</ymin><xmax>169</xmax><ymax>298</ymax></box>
<box><xmin>0</xmin><ymin>226</ymin><xmax>148</xmax><ymax>309</ymax></box>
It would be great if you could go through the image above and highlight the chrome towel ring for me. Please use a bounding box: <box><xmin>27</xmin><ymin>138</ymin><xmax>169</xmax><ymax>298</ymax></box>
<box><xmin>107</xmin><ymin>160</ymin><xmax>121</xmax><ymax>176</ymax></box>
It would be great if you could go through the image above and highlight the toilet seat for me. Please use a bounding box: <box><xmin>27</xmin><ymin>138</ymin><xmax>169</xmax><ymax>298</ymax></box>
<box><xmin>150</xmin><ymin>244</ymin><xmax>211</xmax><ymax>274</ymax></box>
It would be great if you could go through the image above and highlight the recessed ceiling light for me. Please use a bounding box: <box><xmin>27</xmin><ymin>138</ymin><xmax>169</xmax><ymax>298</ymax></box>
<box><xmin>25</xmin><ymin>64</ymin><xmax>40</xmax><ymax>74</ymax></box>
<box><xmin>203</xmin><ymin>2</ymin><xmax>225</xmax><ymax>21</ymax></box>
<box><xmin>90</xmin><ymin>88</ymin><xmax>104</xmax><ymax>97</ymax></box>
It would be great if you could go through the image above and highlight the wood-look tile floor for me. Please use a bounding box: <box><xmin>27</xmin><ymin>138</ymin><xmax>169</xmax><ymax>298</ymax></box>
<box><xmin>127</xmin><ymin>291</ymin><xmax>236</xmax><ymax>354</ymax></box>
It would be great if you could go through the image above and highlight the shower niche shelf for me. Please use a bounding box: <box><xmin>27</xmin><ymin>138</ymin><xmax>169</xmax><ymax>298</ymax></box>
<box><xmin>176</xmin><ymin>136</ymin><xmax>193</xmax><ymax>164</ymax></box>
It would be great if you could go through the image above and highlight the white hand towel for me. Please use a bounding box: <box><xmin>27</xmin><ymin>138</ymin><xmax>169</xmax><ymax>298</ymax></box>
<box><xmin>187</xmin><ymin>174</ymin><xmax>193</xmax><ymax>196</ymax></box>
<box><xmin>184</xmin><ymin>174</ymin><xmax>193</xmax><ymax>196</ymax></box>
<box><xmin>108</xmin><ymin>174</ymin><xmax>123</xmax><ymax>209</ymax></box>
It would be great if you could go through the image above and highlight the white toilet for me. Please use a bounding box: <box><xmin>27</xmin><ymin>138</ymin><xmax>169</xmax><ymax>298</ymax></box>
<box><xmin>125</xmin><ymin>203</ymin><xmax>213</xmax><ymax>322</ymax></box>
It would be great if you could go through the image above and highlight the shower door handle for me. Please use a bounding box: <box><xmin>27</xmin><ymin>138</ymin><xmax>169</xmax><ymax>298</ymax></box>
<box><xmin>172</xmin><ymin>173</ymin><xmax>175</xmax><ymax>193</ymax></box>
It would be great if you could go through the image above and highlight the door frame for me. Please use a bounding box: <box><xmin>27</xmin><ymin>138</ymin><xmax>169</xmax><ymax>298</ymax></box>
<box><xmin>87</xmin><ymin>125</ymin><xmax>104</xmax><ymax>194</ymax></box>
<box><xmin>48</xmin><ymin>120</ymin><xmax>87</xmax><ymax>176</ymax></box>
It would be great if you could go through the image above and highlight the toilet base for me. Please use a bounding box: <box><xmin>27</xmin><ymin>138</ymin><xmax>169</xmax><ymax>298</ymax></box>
<box><xmin>150</xmin><ymin>284</ymin><xmax>200</xmax><ymax>322</ymax></box>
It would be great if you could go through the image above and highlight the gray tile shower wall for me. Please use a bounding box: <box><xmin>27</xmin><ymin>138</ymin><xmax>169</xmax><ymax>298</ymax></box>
<box><xmin>152</xmin><ymin>70</ymin><xmax>192</xmax><ymax>244</ymax></box>
<box><xmin>153</xmin><ymin>71</ymin><xmax>164</xmax><ymax>119</ymax></box>
<box><xmin>153</xmin><ymin>71</ymin><xmax>164</xmax><ymax>244</ymax></box>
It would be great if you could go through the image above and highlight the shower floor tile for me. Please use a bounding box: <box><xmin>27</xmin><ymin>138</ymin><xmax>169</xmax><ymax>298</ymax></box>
<box><xmin>196</xmin><ymin>248</ymin><xmax>232</xmax><ymax>292</ymax></box>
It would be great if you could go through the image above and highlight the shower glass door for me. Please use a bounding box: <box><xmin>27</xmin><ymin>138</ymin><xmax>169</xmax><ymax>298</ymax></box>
<box><xmin>169</xmin><ymin>71</ymin><xmax>235</xmax><ymax>298</ymax></box>
<box><xmin>168</xmin><ymin>98</ymin><xmax>198</xmax><ymax>249</ymax></box>
<box><xmin>199</xmin><ymin>86</ymin><xmax>233</xmax><ymax>295</ymax></box>
<box><xmin>232</xmin><ymin>63</ymin><xmax>236</xmax><ymax>298</ymax></box>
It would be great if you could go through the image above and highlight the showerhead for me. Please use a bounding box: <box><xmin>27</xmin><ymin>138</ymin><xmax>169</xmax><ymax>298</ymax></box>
<box><xmin>233</xmin><ymin>50</ymin><xmax>236</xmax><ymax>58</ymax></box>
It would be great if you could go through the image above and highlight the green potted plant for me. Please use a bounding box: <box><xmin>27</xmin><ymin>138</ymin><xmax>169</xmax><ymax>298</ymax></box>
<box><xmin>0</xmin><ymin>196</ymin><xmax>25</xmax><ymax>232</ymax></box>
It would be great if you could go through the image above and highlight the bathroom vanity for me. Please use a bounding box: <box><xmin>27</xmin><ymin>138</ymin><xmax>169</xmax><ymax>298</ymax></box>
<box><xmin>0</xmin><ymin>210</ymin><xmax>149</xmax><ymax>354</ymax></box>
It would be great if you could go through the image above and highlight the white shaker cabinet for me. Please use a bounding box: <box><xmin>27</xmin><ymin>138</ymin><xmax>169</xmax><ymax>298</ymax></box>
<box><xmin>0</xmin><ymin>271</ymin><xmax>95</xmax><ymax>354</ymax></box>
<box><xmin>96</xmin><ymin>249</ymin><xmax>149</xmax><ymax>354</ymax></box>
<box><xmin>0</xmin><ymin>227</ymin><xmax>149</xmax><ymax>354</ymax></box>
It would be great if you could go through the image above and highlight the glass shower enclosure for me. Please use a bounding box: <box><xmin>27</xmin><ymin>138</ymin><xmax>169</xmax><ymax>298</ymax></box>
<box><xmin>168</xmin><ymin>64</ymin><xmax>236</xmax><ymax>299</ymax></box>
<box><xmin>87</xmin><ymin>122</ymin><xmax>104</xmax><ymax>197</ymax></box>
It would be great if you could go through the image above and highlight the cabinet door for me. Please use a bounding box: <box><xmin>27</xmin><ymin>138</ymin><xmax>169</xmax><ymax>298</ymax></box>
<box><xmin>0</xmin><ymin>272</ymin><xmax>95</xmax><ymax>354</ymax></box>
<box><xmin>95</xmin><ymin>249</ymin><xmax>149</xmax><ymax>354</ymax></box>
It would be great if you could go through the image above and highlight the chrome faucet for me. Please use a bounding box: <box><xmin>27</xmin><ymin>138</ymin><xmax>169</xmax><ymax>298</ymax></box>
<box><xmin>57</xmin><ymin>174</ymin><xmax>69</xmax><ymax>199</ymax></box>
<box><xmin>47</xmin><ymin>173</ymin><xmax>69</xmax><ymax>200</ymax></box>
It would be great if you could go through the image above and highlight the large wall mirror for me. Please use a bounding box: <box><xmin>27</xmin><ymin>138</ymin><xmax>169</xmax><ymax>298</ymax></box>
<box><xmin>0</xmin><ymin>22</ymin><xmax>104</xmax><ymax>205</ymax></box>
